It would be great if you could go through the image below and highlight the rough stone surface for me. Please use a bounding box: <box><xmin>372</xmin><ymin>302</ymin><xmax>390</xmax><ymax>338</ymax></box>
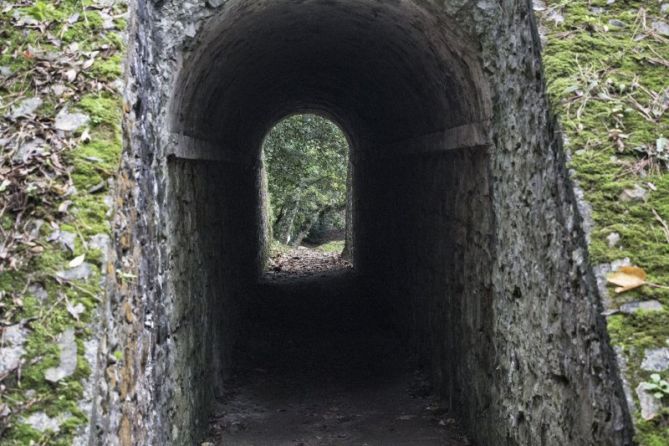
<box><xmin>636</xmin><ymin>383</ymin><xmax>662</xmax><ymax>421</ymax></box>
<box><xmin>614</xmin><ymin>346</ymin><xmax>636</xmax><ymax>417</ymax></box>
<box><xmin>7</xmin><ymin>97</ymin><xmax>42</xmax><ymax>119</ymax></box>
<box><xmin>619</xmin><ymin>184</ymin><xmax>647</xmax><ymax>202</ymax></box>
<box><xmin>619</xmin><ymin>300</ymin><xmax>664</xmax><ymax>314</ymax></box>
<box><xmin>0</xmin><ymin>324</ymin><xmax>27</xmax><ymax>376</ymax></box>
<box><xmin>652</xmin><ymin>20</ymin><xmax>669</xmax><ymax>36</ymax></box>
<box><xmin>94</xmin><ymin>1</ymin><xmax>633</xmax><ymax>445</ymax></box>
<box><xmin>57</xmin><ymin>262</ymin><xmax>94</xmax><ymax>281</ymax></box>
<box><xmin>49</xmin><ymin>229</ymin><xmax>77</xmax><ymax>253</ymax></box>
<box><xmin>12</xmin><ymin>138</ymin><xmax>46</xmax><ymax>164</ymax></box>
<box><xmin>22</xmin><ymin>411</ymin><xmax>72</xmax><ymax>433</ymax></box>
<box><xmin>45</xmin><ymin>328</ymin><xmax>78</xmax><ymax>383</ymax></box>
<box><xmin>89</xmin><ymin>233</ymin><xmax>111</xmax><ymax>264</ymax></box>
<box><xmin>594</xmin><ymin>258</ymin><xmax>632</xmax><ymax>311</ymax></box>
<box><xmin>54</xmin><ymin>107</ymin><xmax>89</xmax><ymax>132</ymax></box>
<box><xmin>641</xmin><ymin>348</ymin><xmax>669</xmax><ymax>372</ymax></box>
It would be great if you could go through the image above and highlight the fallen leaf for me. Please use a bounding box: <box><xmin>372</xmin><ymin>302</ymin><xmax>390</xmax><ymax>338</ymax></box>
<box><xmin>68</xmin><ymin>254</ymin><xmax>85</xmax><ymax>268</ymax></box>
<box><xmin>607</xmin><ymin>266</ymin><xmax>647</xmax><ymax>293</ymax></box>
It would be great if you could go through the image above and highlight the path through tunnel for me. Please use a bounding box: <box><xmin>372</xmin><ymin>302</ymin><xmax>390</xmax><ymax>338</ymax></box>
<box><xmin>167</xmin><ymin>0</ymin><xmax>494</xmax><ymax>443</ymax></box>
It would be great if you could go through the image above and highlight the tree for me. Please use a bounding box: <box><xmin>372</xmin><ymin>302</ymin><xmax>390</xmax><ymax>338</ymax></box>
<box><xmin>263</xmin><ymin>114</ymin><xmax>349</xmax><ymax>247</ymax></box>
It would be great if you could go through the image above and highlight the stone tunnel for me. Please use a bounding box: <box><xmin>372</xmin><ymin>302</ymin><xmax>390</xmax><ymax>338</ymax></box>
<box><xmin>95</xmin><ymin>0</ymin><xmax>634</xmax><ymax>444</ymax></box>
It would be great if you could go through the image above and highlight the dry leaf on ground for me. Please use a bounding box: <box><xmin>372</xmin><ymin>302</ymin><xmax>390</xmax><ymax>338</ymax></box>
<box><xmin>607</xmin><ymin>266</ymin><xmax>647</xmax><ymax>293</ymax></box>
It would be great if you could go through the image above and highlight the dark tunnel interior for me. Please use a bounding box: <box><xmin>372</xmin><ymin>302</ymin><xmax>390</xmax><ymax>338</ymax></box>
<box><xmin>166</xmin><ymin>0</ymin><xmax>496</xmax><ymax>442</ymax></box>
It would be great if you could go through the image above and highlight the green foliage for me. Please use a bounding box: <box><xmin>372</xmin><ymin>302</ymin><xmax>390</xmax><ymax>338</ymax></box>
<box><xmin>263</xmin><ymin>114</ymin><xmax>349</xmax><ymax>246</ymax></box>
<box><xmin>642</xmin><ymin>374</ymin><xmax>669</xmax><ymax>400</ymax></box>
<box><xmin>25</xmin><ymin>0</ymin><xmax>63</xmax><ymax>22</ymax></box>
<box><xmin>317</xmin><ymin>240</ymin><xmax>346</xmax><ymax>254</ymax></box>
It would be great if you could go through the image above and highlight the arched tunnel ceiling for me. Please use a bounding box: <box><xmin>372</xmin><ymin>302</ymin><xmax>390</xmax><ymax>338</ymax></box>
<box><xmin>171</xmin><ymin>0</ymin><xmax>491</xmax><ymax>158</ymax></box>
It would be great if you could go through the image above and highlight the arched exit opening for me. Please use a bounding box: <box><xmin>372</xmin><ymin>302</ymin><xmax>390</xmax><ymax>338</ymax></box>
<box><xmin>261</xmin><ymin>113</ymin><xmax>354</xmax><ymax>276</ymax></box>
<box><xmin>164</xmin><ymin>0</ymin><xmax>493</xmax><ymax>441</ymax></box>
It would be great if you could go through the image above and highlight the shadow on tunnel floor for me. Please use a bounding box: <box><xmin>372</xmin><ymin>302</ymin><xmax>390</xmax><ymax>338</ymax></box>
<box><xmin>206</xmin><ymin>273</ymin><xmax>471</xmax><ymax>446</ymax></box>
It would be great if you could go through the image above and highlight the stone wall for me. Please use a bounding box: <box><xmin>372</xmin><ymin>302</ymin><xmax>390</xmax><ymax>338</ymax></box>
<box><xmin>94</xmin><ymin>0</ymin><xmax>634</xmax><ymax>444</ymax></box>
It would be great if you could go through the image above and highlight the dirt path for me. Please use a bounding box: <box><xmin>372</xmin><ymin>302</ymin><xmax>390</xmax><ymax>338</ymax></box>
<box><xmin>207</xmin><ymin>272</ymin><xmax>469</xmax><ymax>445</ymax></box>
<box><xmin>265</xmin><ymin>246</ymin><xmax>352</xmax><ymax>280</ymax></box>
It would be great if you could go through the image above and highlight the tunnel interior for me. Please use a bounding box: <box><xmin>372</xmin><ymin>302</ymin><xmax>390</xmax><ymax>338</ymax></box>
<box><xmin>166</xmin><ymin>0</ymin><xmax>495</xmax><ymax>441</ymax></box>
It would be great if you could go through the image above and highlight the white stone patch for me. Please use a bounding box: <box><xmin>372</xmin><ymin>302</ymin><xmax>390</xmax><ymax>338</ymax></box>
<box><xmin>55</xmin><ymin>108</ymin><xmax>90</xmax><ymax>132</ymax></box>
<box><xmin>606</xmin><ymin>232</ymin><xmax>620</xmax><ymax>248</ymax></box>
<box><xmin>636</xmin><ymin>383</ymin><xmax>662</xmax><ymax>421</ymax></box>
<box><xmin>652</xmin><ymin>21</ymin><xmax>669</xmax><ymax>36</ymax></box>
<box><xmin>0</xmin><ymin>324</ymin><xmax>28</xmax><ymax>375</ymax></box>
<box><xmin>619</xmin><ymin>184</ymin><xmax>647</xmax><ymax>202</ymax></box>
<box><xmin>67</xmin><ymin>302</ymin><xmax>86</xmax><ymax>320</ymax></box>
<box><xmin>614</xmin><ymin>346</ymin><xmax>635</xmax><ymax>415</ymax></box>
<box><xmin>48</xmin><ymin>229</ymin><xmax>77</xmax><ymax>253</ymax></box>
<box><xmin>13</xmin><ymin>138</ymin><xmax>47</xmax><ymax>163</ymax></box>
<box><xmin>72</xmin><ymin>338</ymin><xmax>100</xmax><ymax>446</ymax></box>
<box><xmin>45</xmin><ymin>328</ymin><xmax>78</xmax><ymax>383</ymax></box>
<box><xmin>57</xmin><ymin>263</ymin><xmax>94</xmax><ymax>281</ymax></box>
<box><xmin>619</xmin><ymin>300</ymin><xmax>663</xmax><ymax>314</ymax></box>
<box><xmin>641</xmin><ymin>348</ymin><xmax>669</xmax><ymax>372</ymax></box>
<box><xmin>7</xmin><ymin>97</ymin><xmax>42</xmax><ymax>119</ymax></box>
<box><xmin>89</xmin><ymin>233</ymin><xmax>111</xmax><ymax>263</ymax></box>
<box><xmin>22</xmin><ymin>411</ymin><xmax>72</xmax><ymax>433</ymax></box>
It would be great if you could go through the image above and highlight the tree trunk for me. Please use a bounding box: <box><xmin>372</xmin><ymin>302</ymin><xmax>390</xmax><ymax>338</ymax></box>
<box><xmin>293</xmin><ymin>206</ymin><xmax>329</xmax><ymax>247</ymax></box>
<box><xmin>274</xmin><ymin>192</ymin><xmax>301</xmax><ymax>244</ymax></box>
<box><xmin>342</xmin><ymin>158</ymin><xmax>354</xmax><ymax>260</ymax></box>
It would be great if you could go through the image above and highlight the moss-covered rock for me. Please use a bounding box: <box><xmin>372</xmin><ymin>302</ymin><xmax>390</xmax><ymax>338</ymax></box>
<box><xmin>0</xmin><ymin>0</ymin><xmax>125</xmax><ymax>444</ymax></box>
<box><xmin>540</xmin><ymin>1</ymin><xmax>669</xmax><ymax>443</ymax></box>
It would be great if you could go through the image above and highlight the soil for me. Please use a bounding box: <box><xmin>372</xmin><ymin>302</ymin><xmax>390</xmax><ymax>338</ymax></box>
<box><xmin>265</xmin><ymin>247</ymin><xmax>352</xmax><ymax>281</ymax></box>
<box><xmin>207</xmin><ymin>264</ymin><xmax>469</xmax><ymax>446</ymax></box>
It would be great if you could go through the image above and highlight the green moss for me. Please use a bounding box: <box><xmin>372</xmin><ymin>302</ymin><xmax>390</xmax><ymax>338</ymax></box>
<box><xmin>61</xmin><ymin>11</ymin><xmax>106</xmax><ymax>43</ymax></box>
<box><xmin>23</xmin><ymin>0</ymin><xmax>65</xmax><ymax>22</ymax></box>
<box><xmin>0</xmin><ymin>0</ymin><xmax>125</xmax><ymax>443</ymax></box>
<box><xmin>541</xmin><ymin>1</ymin><xmax>669</xmax><ymax>442</ymax></box>
<box><xmin>90</xmin><ymin>54</ymin><xmax>123</xmax><ymax>80</ymax></box>
<box><xmin>637</xmin><ymin>417</ymin><xmax>669</xmax><ymax>446</ymax></box>
<box><xmin>79</xmin><ymin>94</ymin><xmax>122</xmax><ymax>128</ymax></box>
<box><xmin>317</xmin><ymin>240</ymin><xmax>345</xmax><ymax>254</ymax></box>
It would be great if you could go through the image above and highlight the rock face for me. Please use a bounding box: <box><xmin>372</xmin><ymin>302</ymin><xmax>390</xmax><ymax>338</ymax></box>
<box><xmin>94</xmin><ymin>0</ymin><xmax>633</xmax><ymax>445</ymax></box>
<box><xmin>641</xmin><ymin>348</ymin><xmax>669</xmax><ymax>372</ymax></box>
<box><xmin>45</xmin><ymin>328</ymin><xmax>78</xmax><ymax>383</ymax></box>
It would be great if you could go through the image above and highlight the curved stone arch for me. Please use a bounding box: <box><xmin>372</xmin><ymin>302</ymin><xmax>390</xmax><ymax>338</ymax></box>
<box><xmin>168</xmin><ymin>0</ymin><xmax>493</xmax><ymax>163</ymax></box>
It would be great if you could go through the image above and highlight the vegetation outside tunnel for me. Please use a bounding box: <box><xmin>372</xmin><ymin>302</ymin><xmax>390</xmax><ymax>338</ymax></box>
<box><xmin>262</xmin><ymin>114</ymin><xmax>350</xmax><ymax>254</ymax></box>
